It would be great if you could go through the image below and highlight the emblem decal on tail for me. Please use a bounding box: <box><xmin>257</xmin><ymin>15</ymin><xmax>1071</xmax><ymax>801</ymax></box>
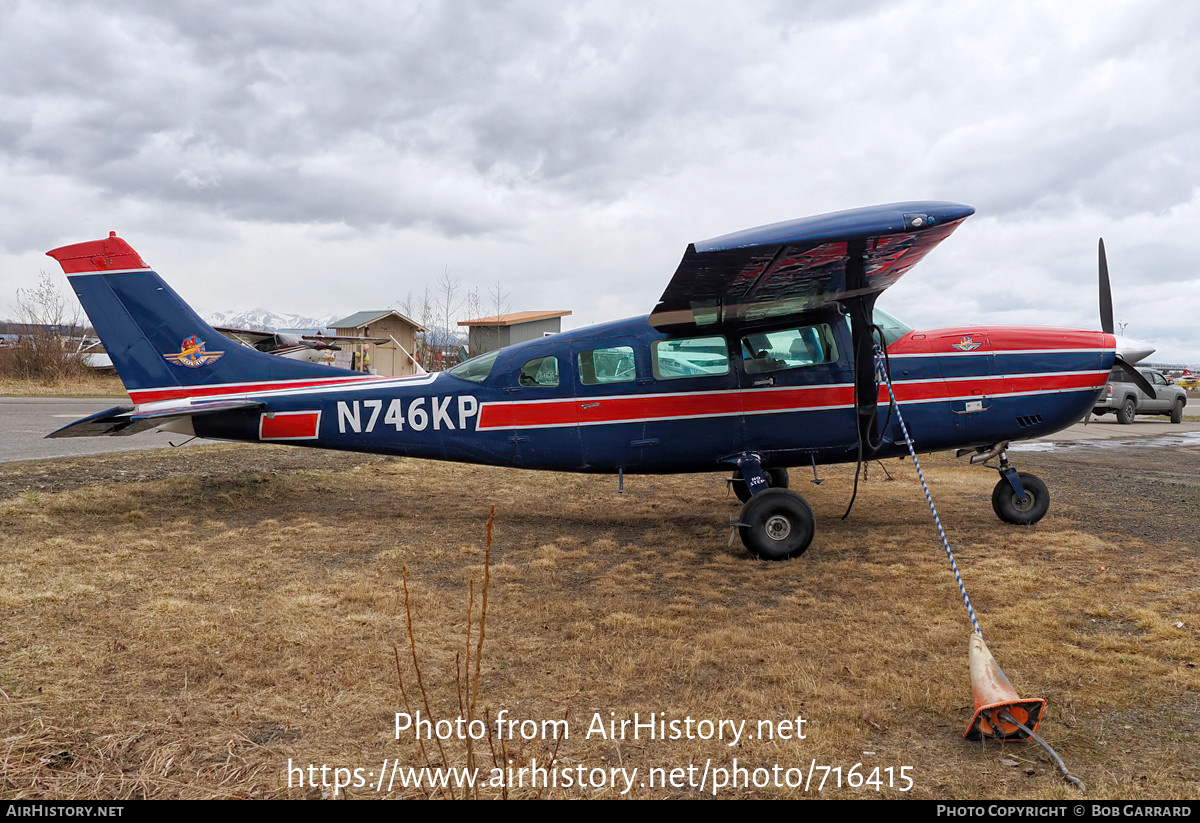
<box><xmin>164</xmin><ymin>335</ymin><xmax>225</xmax><ymax>368</ymax></box>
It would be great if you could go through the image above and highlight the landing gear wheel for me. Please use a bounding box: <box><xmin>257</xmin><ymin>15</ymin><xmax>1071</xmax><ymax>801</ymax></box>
<box><xmin>1116</xmin><ymin>397</ymin><xmax>1136</xmax><ymax>425</ymax></box>
<box><xmin>1171</xmin><ymin>398</ymin><xmax>1184</xmax><ymax>424</ymax></box>
<box><xmin>731</xmin><ymin>467</ymin><xmax>790</xmax><ymax>503</ymax></box>
<box><xmin>992</xmin><ymin>472</ymin><xmax>1049</xmax><ymax>526</ymax></box>
<box><xmin>738</xmin><ymin>488</ymin><xmax>814</xmax><ymax>560</ymax></box>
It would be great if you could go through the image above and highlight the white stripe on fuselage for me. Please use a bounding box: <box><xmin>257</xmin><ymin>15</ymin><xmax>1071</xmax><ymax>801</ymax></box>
<box><xmin>888</xmin><ymin>348</ymin><xmax>1114</xmax><ymax>359</ymax></box>
<box><xmin>66</xmin><ymin>268</ymin><xmax>152</xmax><ymax>278</ymax></box>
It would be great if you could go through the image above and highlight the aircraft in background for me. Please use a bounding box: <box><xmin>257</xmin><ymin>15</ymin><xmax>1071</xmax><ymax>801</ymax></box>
<box><xmin>214</xmin><ymin>326</ymin><xmax>389</xmax><ymax>366</ymax></box>
<box><xmin>1171</xmin><ymin>369</ymin><xmax>1200</xmax><ymax>390</ymax></box>
<box><xmin>45</xmin><ymin>202</ymin><xmax>1147</xmax><ymax>561</ymax></box>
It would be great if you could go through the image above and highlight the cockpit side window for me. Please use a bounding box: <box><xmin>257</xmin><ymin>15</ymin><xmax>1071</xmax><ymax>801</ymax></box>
<box><xmin>741</xmin><ymin>324</ymin><xmax>839</xmax><ymax>374</ymax></box>
<box><xmin>519</xmin><ymin>355</ymin><xmax>559</xmax><ymax>387</ymax></box>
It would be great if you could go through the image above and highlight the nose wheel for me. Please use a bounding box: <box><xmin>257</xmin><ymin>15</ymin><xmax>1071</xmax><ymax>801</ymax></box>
<box><xmin>960</xmin><ymin>443</ymin><xmax>1051</xmax><ymax>526</ymax></box>
<box><xmin>992</xmin><ymin>471</ymin><xmax>1049</xmax><ymax>525</ymax></box>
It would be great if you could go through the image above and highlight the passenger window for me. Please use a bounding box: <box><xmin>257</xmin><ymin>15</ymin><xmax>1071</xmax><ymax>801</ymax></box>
<box><xmin>741</xmin><ymin>324</ymin><xmax>838</xmax><ymax>374</ymax></box>
<box><xmin>519</xmin><ymin>356</ymin><xmax>559</xmax><ymax>387</ymax></box>
<box><xmin>652</xmin><ymin>336</ymin><xmax>729</xmax><ymax>380</ymax></box>
<box><xmin>578</xmin><ymin>346</ymin><xmax>636</xmax><ymax>385</ymax></box>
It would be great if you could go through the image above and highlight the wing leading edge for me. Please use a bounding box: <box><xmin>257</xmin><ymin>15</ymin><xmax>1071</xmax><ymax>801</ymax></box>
<box><xmin>649</xmin><ymin>201</ymin><xmax>975</xmax><ymax>332</ymax></box>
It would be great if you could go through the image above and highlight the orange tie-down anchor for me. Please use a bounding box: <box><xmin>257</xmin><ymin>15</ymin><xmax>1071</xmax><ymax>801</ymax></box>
<box><xmin>964</xmin><ymin>633</ymin><xmax>1046</xmax><ymax>741</ymax></box>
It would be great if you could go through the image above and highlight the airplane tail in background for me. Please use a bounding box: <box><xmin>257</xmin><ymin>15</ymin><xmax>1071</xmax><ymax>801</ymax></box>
<box><xmin>47</xmin><ymin>233</ymin><xmax>369</xmax><ymax>405</ymax></box>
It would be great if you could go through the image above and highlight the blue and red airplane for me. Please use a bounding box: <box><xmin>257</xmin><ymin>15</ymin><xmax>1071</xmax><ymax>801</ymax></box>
<box><xmin>46</xmin><ymin>201</ymin><xmax>1142</xmax><ymax>560</ymax></box>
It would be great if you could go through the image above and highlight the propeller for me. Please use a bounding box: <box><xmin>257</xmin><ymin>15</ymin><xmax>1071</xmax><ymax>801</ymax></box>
<box><xmin>1100</xmin><ymin>238</ymin><xmax>1156</xmax><ymax>397</ymax></box>
<box><xmin>1098</xmin><ymin>238</ymin><xmax>1114</xmax><ymax>335</ymax></box>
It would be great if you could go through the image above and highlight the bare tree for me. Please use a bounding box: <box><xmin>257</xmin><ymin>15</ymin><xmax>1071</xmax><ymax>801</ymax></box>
<box><xmin>469</xmin><ymin>279</ymin><xmax>511</xmax><ymax>356</ymax></box>
<box><xmin>489</xmin><ymin>280</ymin><xmax>510</xmax><ymax>321</ymax></box>
<box><xmin>398</xmin><ymin>271</ymin><xmax>510</xmax><ymax>365</ymax></box>
<box><xmin>396</xmin><ymin>284</ymin><xmax>436</xmax><ymax>370</ymax></box>
<box><xmin>434</xmin><ymin>267</ymin><xmax>463</xmax><ymax>369</ymax></box>
<box><xmin>0</xmin><ymin>271</ymin><xmax>88</xmax><ymax>380</ymax></box>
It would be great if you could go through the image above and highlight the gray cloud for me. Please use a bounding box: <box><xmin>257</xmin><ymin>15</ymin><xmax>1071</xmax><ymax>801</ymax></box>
<box><xmin>2</xmin><ymin>0</ymin><xmax>1199</xmax><ymax>359</ymax></box>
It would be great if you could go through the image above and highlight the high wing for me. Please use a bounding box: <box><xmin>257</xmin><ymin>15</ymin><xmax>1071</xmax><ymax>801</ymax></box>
<box><xmin>214</xmin><ymin>326</ymin><xmax>278</xmax><ymax>348</ymax></box>
<box><xmin>649</xmin><ymin>201</ymin><xmax>975</xmax><ymax>331</ymax></box>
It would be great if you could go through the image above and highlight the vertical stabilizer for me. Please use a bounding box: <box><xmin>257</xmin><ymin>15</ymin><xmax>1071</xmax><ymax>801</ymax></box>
<box><xmin>47</xmin><ymin>233</ymin><xmax>369</xmax><ymax>404</ymax></box>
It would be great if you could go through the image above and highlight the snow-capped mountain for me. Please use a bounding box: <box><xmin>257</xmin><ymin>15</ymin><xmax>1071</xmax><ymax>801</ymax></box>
<box><xmin>206</xmin><ymin>309</ymin><xmax>340</xmax><ymax>332</ymax></box>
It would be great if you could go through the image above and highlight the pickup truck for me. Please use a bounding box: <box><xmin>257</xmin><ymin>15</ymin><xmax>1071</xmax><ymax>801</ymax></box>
<box><xmin>1093</xmin><ymin>366</ymin><xmax>1187</xmax><ymax>424</ymax></box>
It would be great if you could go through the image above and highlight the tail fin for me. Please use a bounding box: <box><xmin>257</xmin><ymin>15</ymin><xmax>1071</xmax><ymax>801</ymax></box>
<box><xmin>47</xmin><ymin>233</ymin><xmax>369</xmax><ymax>404</ymax></box>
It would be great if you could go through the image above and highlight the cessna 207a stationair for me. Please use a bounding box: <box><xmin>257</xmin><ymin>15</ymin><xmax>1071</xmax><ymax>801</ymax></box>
<box><xmin>47</xmin><ymin>202</ymin><xmax>1136</xmax><ymax>560</ymax></box>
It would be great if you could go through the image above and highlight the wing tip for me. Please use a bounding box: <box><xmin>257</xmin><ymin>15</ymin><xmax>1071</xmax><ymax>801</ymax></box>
<box><xmin>696</xmin><ymin>200</ymin><xmax>975</xmax><ymax>253</ymax></box>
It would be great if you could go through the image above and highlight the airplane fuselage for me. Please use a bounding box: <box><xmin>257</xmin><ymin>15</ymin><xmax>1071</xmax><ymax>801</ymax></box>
<box><xmin>157</xmin><ymin>312</ymin><xmax>1114</xmax><ymax>473</ymax></box>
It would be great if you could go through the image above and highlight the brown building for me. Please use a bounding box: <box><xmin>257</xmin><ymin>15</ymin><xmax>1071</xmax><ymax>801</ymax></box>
<box><xmin>330</xmin><ymin>310</ymin><xmax>426</xmax><ymax>377</ymax></box>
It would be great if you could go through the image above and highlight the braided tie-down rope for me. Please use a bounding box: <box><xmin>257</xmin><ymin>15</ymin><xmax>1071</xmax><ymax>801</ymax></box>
<box><xmin>872</xmin><ymin>346</ymin><xmax>1085</xmax><ymax>792</ymax></box>
<box><xmin>873</xmin><ymin>348</ymin><xmax>981</xmax><ymax>638</ymax></box>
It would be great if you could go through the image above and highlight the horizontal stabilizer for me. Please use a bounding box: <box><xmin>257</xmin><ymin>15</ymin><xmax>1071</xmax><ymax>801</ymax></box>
<box><xmin>47</xmin><ymin>399</ymin><xmax>265</xmax><ymax>438</ymax></box>
<box><xmin>650</xmin><ymin>201</ymin><xmax>974</xmax><ymax>331</ymax></box>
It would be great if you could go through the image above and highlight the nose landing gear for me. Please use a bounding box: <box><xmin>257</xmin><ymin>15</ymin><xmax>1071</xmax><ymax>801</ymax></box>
<box><xmin>959</xmin><ymin>442</ymin><xmax>1050</xmax><ymax>526</ymax></box>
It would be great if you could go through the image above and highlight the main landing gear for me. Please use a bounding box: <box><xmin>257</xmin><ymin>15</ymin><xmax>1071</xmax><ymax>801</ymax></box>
<box><xmin>729</xmin><ymin>457</ymin><xmax>813</xmax><ymax>560</ymax></box>
<box><xmin>958</xmin><ymin>442</ymin><xmax>1050</xmax><ymax>526</ymax></box>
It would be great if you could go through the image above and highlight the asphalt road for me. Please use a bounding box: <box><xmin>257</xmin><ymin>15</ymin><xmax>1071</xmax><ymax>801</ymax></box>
<box><xmin>1021</xmin><ymin>416</ymin><xmax>1200</xmax><ymax>445</ymax></box>
<box><xmin>0</xmin><ymin>397</ymin><xmax>193</xmax><ymax>463</ymax></box>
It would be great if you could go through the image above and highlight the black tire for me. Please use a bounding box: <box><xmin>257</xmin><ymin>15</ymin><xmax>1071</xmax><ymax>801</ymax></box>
<box><xmin>1116</xmin><ymin>397</ymin><xmax>1136</xmax><ymax>424</ymax></box>
<box><xmin>731</xmin><ymin>467</ymin><xmax>790</xmax><ymax>503</ymax></box>
<box><xmin>738</xmin><ymin>488</ymin><xmax>815</xmax><ymax>560</ymax></box>
<box><xmin>1171</xmin><ymin>398</ymin><xmax>1184</xmax><ymax>424</ymax></box>
<box><xmin>991</xmin><ymin>473</ymin><xmax>1050</xmax><ymax>526</ymax></box>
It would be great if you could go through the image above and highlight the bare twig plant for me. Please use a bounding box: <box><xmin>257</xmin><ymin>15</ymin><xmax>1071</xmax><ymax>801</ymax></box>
<box><xmin>396</xmin><ymin>505</ymin><xmax>531</xmax><ymax>799</ymax></box>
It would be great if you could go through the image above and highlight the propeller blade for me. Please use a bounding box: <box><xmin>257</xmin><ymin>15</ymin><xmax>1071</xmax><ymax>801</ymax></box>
<box><xmin>1098</xmin><ymin>238</ymin><xmax>1114</xmax><ymax>335</ymax></box>
<box><xmin>1113</xmin><ymin>355</ymin><xmax>1156</xmax><ymax>397</ymax></box>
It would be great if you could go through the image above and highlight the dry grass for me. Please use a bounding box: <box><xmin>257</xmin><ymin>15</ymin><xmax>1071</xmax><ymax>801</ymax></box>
<box><xmin>0</xmin><ymin>374</ymin><xmax>127</xmax><ymax>398</ymax></box>
<box><xmin>0</xmin><ymin>444</ymin><xmax>1196</xmax><ymax>799</ymax></box>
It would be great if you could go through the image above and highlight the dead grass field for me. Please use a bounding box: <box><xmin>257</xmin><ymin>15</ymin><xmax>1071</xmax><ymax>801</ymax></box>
<box><xmin>0</xmin><ymin>374</ymin><xmax>127</xmax><ymax>398</ymax></box>
<box><xmin>0</xmin><ymin>442</ymin><xmax>1196</xmax><ymax>799</ymax></box>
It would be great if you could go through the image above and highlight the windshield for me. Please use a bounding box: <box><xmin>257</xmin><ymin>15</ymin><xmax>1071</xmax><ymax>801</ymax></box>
<box><xmin>447</xmin><ymin>349</ymin><xmax>500</xmax><ymax>383</ymax></box>
<box><xmin>872</xmin><ymin>308</ymin><xmax>912</xmax><ymax>346</ymax></box>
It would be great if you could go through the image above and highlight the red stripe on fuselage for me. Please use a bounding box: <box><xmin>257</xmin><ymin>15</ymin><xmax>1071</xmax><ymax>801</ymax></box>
<box><xmin>478</xmin><ymin>385</ymin><xmax>853</xmax><ymax>429</ymax></box>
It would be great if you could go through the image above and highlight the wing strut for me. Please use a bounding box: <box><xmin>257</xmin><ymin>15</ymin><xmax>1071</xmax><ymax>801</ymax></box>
<box><xmin>844</xmin><ymin>238</ymin><xmax>882</xmax><ymax>453</ymax></box>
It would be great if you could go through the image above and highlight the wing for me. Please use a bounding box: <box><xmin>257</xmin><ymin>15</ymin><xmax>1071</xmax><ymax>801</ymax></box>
<box><xmin>649</xmin><ymin>201</ymin><xmax>975</xmax><ymax>331</ymax></box>
<box><xmin>213</xmin><ymin>326</ymin><xmax>274</xmax><ymax>348</ymax></box>
<box><xmin>300</xmin><ymin>334</ymin><xmax>389</xmax><ymax>344</ymax></box>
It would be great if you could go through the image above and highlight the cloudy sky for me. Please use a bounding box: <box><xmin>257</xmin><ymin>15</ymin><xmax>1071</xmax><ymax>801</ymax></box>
<box><xmin>2</xmin><ymin>0</ymin><xmax>1198</xmax><ymax>360</ymax></box>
